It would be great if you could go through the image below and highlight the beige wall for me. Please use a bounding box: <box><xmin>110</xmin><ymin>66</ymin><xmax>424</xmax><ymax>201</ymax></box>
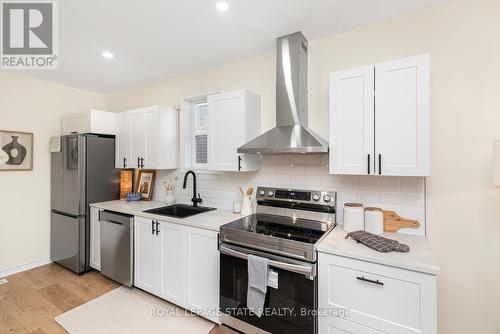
<box><xmin>0</xmin><ymin>72</ymin><xmax>106</xmax><ymax>272</ymax></box>
<box><xmin>107</xmin><ymin>0</ymin><xmax>500</xmax><ymax>332</ymax></box>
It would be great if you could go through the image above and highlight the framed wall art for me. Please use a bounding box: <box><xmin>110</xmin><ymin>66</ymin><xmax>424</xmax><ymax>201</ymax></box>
<box><xmin>136</xmin><ymin>169</ymin><xmax>156</xmax><ymax>201</ymax></box>
<box><xmin>0</xmin><ymin>130</ymin><xmax>33</xmax><ymax>171</ymax></box>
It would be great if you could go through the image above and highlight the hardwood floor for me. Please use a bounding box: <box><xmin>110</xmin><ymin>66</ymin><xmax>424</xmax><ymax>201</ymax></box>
<box><xmin>0</xmin><ymin>263</ymin><xmax>228</xmax><ymax>334</ymax></box>
<box><xmin>0</xmin><ymin>264</ymin><xmax>119</xmax><ymax>334</ymax></box>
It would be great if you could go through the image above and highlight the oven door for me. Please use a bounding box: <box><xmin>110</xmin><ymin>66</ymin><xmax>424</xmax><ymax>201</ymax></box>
<box><xmin>220</xmin><ymin>243</ymin><xmax>317</xmax><ymax>334</ymax></box>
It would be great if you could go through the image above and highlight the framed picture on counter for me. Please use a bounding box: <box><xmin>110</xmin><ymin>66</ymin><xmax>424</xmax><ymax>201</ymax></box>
<box><xmin>0</xmin><ymin>130</ymin><xmax>34</xmax><ymax>171</ymax></box>
<box><xmin>136</xmin><ymin>169</ymin><xmax>156</xmax><ymax>201</ymax></box>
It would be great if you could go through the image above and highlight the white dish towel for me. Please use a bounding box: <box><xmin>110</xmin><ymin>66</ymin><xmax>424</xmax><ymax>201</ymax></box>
<box><xmin>247</xmin><ymin>254</ymin><xmax>269</xmax><ymax>317</ymax></box>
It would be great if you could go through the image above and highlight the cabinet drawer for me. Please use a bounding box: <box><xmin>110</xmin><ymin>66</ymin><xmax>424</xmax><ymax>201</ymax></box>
<box><xmin>318</xmin><ymin>254</ymin><xmax>436</xmax><ymax>334</ymax></box>
<box><xmin>320</xmin><ymin>316</ymin><xmax>384</xmax><ymax>334</ymax></box>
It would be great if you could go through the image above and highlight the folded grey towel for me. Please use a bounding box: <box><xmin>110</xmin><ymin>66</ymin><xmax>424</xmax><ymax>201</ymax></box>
<box><xmin>247</xmin><ymin>254</ymin><xmax>268</xmax><ymax>317</ymax></box>
<box><xmin>346</xmin><ymin>230</ymin><xmax>410</xmax><ymax>253</ymax></box>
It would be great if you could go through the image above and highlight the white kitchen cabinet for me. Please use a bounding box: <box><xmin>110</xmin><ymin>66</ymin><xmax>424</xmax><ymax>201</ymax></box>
<box><xmin>134</xmin><ymin>216</ymin><xmax>160</xmax><ymax>294</ymax></box>
<box><xmin>115</xmin><ymin>106</ymin><xmax>178</xmax><ymax>169</ymax></box>
<box><xmin>61</xmin><ymin>109</ymin><xmax>116</xmax><ymax>135</ymax></box>
<box><xmin>185</xmin><ymin>90</ymin><xmax>262</xmax><ymax>171</ymax></box>
<box><xmin>330</xmin><ymin>66</ymin><xmax>375</xmax><ymax>175</ymax></box>
<box><xmin>89</xmin><ymin>207</ymin><xmax>101</xmax><ymax>270</ymax></box>
<box><xmin>134</xmin><ymin>216</ymin><xmax>220</xmax><ymax>323</ymax></box>
<box><xmin>375</xmin><ymin>55</ymin><xmax>430</xmax><ymax>176</ymax></box>
<box><xmin>115</xmin><ymin>112</ymin><xmax>132</xmax><ymax>168</ymax></box>
<box><xmin>185</xmin><ymin>227</ymin><xmax>219</xmax><ymax>323</ymax></box>
<box><xmin>329</xmin><ymin>54</ymin><xmax>430</xmax><ymax>176</ymax></box>
<box><xmin>207</xmin><ymin>90</ymin><xmax>261</xmax><ymax>171</ymax></box>
<box><xmin>318</xmin><ymin>253</ymin><xmax>437</xmax><ymax>334</ymax></box>
<box><xmin>158</xmin><ymin>221</ymin><xmax>186</xmax><ymax>306</ymax></box>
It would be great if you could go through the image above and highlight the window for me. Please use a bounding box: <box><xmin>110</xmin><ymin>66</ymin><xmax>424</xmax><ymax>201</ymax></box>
<box><xmin>193</xmin><ymin>101</ymin><xmax>208</xmax><ymax>165</ymax></box>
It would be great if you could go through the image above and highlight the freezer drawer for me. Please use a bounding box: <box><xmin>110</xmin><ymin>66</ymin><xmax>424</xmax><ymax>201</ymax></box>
<box><xmin>50</xmin><ymin>212</ymin><xmax>86</xmax><ymax>273</ymax></box>
<box><xmin>100</xmin><ymin>211</ymin><xmax>134</xmax><ymax>286</ymax></box>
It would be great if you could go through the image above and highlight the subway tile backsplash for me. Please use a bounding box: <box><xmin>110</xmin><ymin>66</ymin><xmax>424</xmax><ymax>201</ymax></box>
<box><xmin>153</xmin><ymin>154</ymin><xmax>426</xmax><ymax>236</ymax></box>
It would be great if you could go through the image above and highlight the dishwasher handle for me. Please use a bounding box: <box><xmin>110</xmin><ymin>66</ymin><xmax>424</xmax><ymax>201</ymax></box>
<box><xmin>99</xmin><ymin>210</ymin><xmax>133</xmax><ymax>227</ymax></box>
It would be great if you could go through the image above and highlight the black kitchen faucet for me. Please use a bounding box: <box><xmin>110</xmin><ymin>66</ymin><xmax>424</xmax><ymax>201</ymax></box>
<box><xmin>183</xmin><ymin>170</ymin><xmax>202</xmax><ymax>207</ymax></box>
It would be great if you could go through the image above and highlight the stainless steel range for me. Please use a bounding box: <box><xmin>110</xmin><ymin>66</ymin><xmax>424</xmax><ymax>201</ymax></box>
<box><xmin>219</xmin><ymin>187</ymin><xmax>336</xmax><ymax>334</ymax></box>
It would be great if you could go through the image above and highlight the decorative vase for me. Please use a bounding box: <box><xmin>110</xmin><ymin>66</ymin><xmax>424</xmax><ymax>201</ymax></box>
<box><xmin>2</xmin><ymin>136</ymin><xmax>27</xmax><ymax>165</ymax></box>
<box><xmin>165</xmin><ymin>190</ymin><xmax>176</xmax><ymax>205</ymax></box>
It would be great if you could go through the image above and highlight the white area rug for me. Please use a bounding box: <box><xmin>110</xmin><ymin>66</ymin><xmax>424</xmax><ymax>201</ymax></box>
<box><xmin>55</xmin><ymin>287</ymin><xmax>216</xmax><ymax>334</ymax></box>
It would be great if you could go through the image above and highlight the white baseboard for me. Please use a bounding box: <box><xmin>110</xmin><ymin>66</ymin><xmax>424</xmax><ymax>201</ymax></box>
<box><xmin>0</xmin><ymin>257</ymin><xmax>52</xmax><ymax>278</ymax></box>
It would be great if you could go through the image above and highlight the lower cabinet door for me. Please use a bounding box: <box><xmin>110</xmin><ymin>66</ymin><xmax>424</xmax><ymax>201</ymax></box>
<box><xmin>134</xmin><ymin>217</ymin><xmax>160</xmax><ymax>294</ymax></box>
<box><xmin>158</xmin><ymin>221</ymin><xmax>186</xmax><ymax>307</ymax></box>
<box><xmin>185</xmin><ymin>227</ymin><xmax>220</xmax><ymax>323</ymax></box>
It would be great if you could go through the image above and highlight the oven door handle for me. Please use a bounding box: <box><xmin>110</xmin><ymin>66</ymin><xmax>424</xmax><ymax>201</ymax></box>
<box><xmin>220</xmin><ymin>245</ymin><xmax>315</xmax><ymax>277</ymax></box>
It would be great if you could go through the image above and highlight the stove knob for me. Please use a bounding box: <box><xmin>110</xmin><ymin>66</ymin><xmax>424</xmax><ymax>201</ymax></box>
<box><xmin>312</xmin><ymin>193</ymin><xmax>320</xmax><ymax>201</ymax></box>
<box><xmin>267</xmin><ymin>191</ymin><xmax>274</xmax><ymax>197</ymax></box>
<box><xmin>259</xmin><ymin>190</ymin><xmax>266</xmax><ymax>196</ymax></box>
<box><xmin>323</xmin><ymin>194</ymin><xmax>331</xmax><ymax>203</ymax></box>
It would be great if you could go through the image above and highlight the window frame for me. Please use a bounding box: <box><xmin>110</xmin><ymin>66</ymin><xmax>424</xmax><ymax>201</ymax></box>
<box><xmin>192</xmin><ymin>100</ymin><xmax>209</xmax><ymax>167</ymax></box>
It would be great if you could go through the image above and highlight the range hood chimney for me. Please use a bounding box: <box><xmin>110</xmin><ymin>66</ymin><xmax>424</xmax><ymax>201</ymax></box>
<box><xmin>238</xmin><ymin>31</ymin><xmax>329</xmax><ymax>154</ymax></box>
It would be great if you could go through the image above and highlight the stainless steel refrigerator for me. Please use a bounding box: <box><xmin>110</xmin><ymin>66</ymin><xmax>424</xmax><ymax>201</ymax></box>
<box><xmin>51</xmin><ymin>134</ymin><xmax>119</xmax><ymax>274</ymax></box>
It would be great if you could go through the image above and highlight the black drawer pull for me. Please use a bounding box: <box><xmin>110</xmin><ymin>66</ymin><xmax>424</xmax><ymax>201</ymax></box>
<box><xmin>367</xmin><ymin>154</ymin><xmax>371</xmax><ymax>174</ymax></box>
<box><xmin>356</xmin><ymin>276</ymin><xmax>384</xmax><ymax>286</ymax></box>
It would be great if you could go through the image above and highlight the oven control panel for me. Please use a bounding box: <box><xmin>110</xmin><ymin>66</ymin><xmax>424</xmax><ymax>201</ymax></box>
<box><xmin>256</xmin><ymin>187</ymin><xmax>336</xmax><ymax>206</ymax></box>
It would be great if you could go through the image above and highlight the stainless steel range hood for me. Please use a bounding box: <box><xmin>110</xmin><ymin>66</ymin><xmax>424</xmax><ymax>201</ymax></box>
<box><xmin>238</xmin><ymin>32</ymin><xmax>329</xmax><ymax>154</ymax></box>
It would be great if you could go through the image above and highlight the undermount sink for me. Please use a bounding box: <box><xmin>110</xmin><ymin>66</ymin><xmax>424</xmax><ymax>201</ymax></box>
<box><xmin>143</xmin><ymin>204</ymin><xmax>216</xmax><ymax>219</ymax></box>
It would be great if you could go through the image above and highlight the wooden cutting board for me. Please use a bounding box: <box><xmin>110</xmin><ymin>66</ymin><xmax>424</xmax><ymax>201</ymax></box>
<box><xmin>383</xmin><ymin>210</ymin><xmax>420</xmax><ymax>232</ymax></box>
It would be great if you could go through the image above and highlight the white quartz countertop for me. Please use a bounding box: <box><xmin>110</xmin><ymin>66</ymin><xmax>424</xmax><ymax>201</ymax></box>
<box><xmin>90</xmin><ymin>200</ymin><xmax>244</xmax><ymax>232</ymax></box>
<box><xmin>317</xmin><ymin>227</ymin><xmax>440</xmax><ymax>275</ymax></box>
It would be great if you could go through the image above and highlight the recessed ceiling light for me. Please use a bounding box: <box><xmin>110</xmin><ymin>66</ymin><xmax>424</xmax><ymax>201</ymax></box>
<box><xmin>216</xmin><ymin>1</ymin><xmax>229</xmax><ymax>12</ymax></box>
<box><xmin>102</xmin><ymin>51</ymin><xmax>114</xmax><ymax>59</ymax></box>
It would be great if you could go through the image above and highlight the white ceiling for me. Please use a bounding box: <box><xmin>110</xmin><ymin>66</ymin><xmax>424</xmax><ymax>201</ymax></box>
<box><xmin>17</xmin><ymin>0</ymin><xmax>447</xmax><ymax>93</ymax></box>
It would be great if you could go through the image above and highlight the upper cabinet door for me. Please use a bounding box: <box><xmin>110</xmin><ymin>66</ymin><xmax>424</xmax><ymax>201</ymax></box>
<box><xmin>130</xmin><ymin>111</ymin><xmax>146</xmax><ymax>168</ymax></box>
<box><xmin>115</xmin><ymin>113</ymin><xmax>132</xmax><ymax>168</ymax></box>
<box><xmin>330</xmin><ymin>66</ymin><xmax>375</xmax><ymax>175</ymax></box>
<box><xmin>208</xmin><ymin>91</ymin><xmax>243</xmax><ymax>171</ymax></box>
<box><xmin>375</xmin><ymin>54</ymin><xmax>430</xmax><ymax>176</ymax></box>
<box><xmin>143</xmin><ymin>109</ymin><xmax>159</xmax><ymax>169</ymax></box>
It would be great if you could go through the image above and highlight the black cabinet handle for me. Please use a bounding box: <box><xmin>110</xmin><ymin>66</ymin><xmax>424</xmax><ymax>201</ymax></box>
<box><xmin>151</xmin><ymin>220</ymin><xmax>155</xmax><ymax>234</ymax></box>
<box><xmin>356</xmin><ymin>276</ymin><xmax>384</xmax><ymax>286</ymax></box>
<box><xmin>138</xmin><ymin>157</ymin><xmax>141</xmax><ymax>168</ymax></box>
<box><xmin>123</xmin><ymin>157</ymin><xmax>127</xmax><ymax>168</ymax></box>
<box><xmin>155</xmin><ymin>221</ymin><xmax>159</xmax><ymax>235</ymax></box>
<box><xmin>367</xmin><ymin>154</ymin><xmax>371</xmax><ymax>174</ymax></box>
<box><xmin>378</xmin><ymin>154</ymin><xmax>382</xmax><ymax>175</ymax></box>
<box><xmin>238</xmin><ymin>156</ymin><xmax>242</xmax><ymax>171</ymax></box>
<box><xmin>141</xmin><ymin>157</ymin><xmax>145</xmax><ymax>168</ymax></box>
<box><xmin>217</xmin><ymin>233</ymin><xmax>220</xmax><ymax>250</ymax></box>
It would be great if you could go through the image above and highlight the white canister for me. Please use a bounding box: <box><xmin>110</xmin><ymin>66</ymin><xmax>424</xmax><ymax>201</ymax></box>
<box><xmin>364</xmin><ymin>207</ymin><xmax>384</xmax><ymax>235</ymax></box>
<box><xmin>240</xmin><ymin>195</ymin><xmax>253</xmax><ymax>216</ymax></box>
<box><xmin>343</xmin><ymin>203</ymin><xmax>364</xmax><ymax>232</ymax></box>
<box><xmin>233</xmin><ymin>198</ymin><xmax>242</xmax><ymax>213</ymax></box>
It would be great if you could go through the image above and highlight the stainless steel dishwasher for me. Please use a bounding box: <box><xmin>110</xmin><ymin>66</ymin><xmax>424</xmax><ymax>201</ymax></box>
<box><xmin>100</xmin><ymin>210</ymin><xmax>134</xmax><ymax>286</ymax></box>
